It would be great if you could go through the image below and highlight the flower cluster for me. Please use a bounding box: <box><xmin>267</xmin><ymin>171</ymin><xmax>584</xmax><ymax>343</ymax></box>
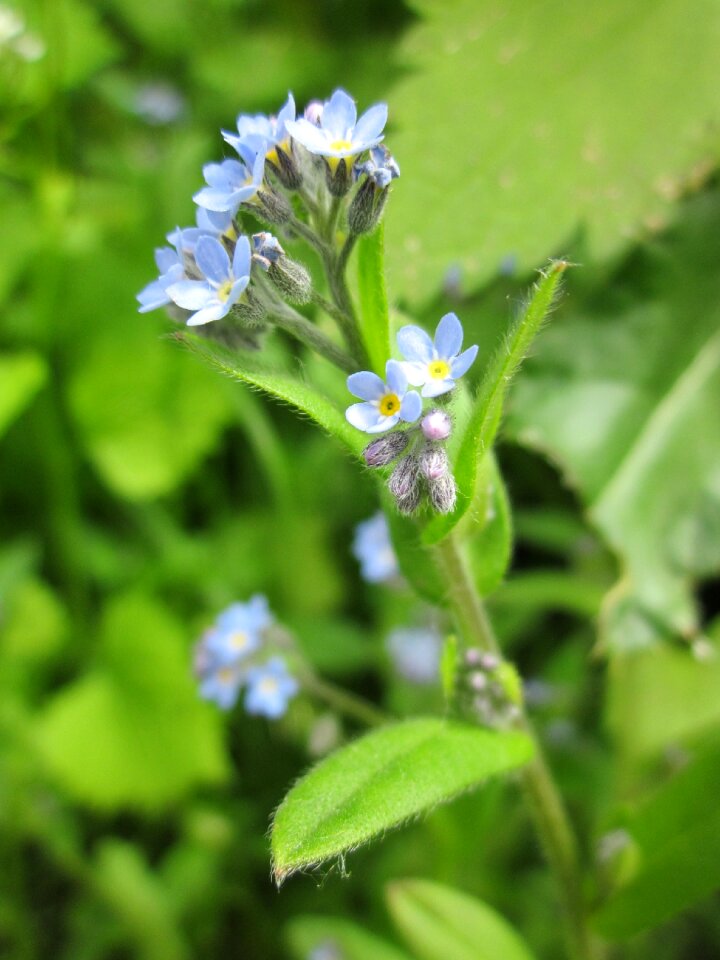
<box><xmin>459</xmin><ymin>650</ymin><xmax>523</xmax><ymax>728</ymax></box>
<box><xmin>194</xmin><ymin>597</ymin><xmax>298</xmax><ymax>718</ymax></box>
<box><xmin>346</xmin><ymin>313</ymin><xmax>478</xmax><ymax>515</ymax></box>
<box><xmin>137</xmin><ymin>89</ymin><xmax>398</xmax><ymax>342</ymax></box>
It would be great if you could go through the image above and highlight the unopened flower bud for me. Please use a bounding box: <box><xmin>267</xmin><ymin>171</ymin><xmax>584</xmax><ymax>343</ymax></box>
<box><xmin>421</xmin><ymin>409</ymin><xmax>452</xmax><ymax>441</ymax></box>
<box><xmin>362</xmin><ymin>431</ymin><xmax>409</xmax><ymax>468</ymax></box>
<box><xmin>304</xmin><ymin>101</ymin><xmax>324</xmax><ymax>125</ymax></box>
<box><xmin>229</xmin><ymin>290</ymin><xmax>266</xmax><ymax>327</ymax></box>
<box><xmin>325</xmin><ymin>158</ymin><xmax>353</xmax><ymax>197</ymax></box>
<box><xmin>347</xmin><ymin>177</ymin><xmax>388</xmax><ymax>235</ymax></box>
<box><xmin>268</xmin><ymin>143</ymin><xmax>302</xmax><ymax>191</ymax></box>
<box><xmin>396</xmin><ymin>483</ymin><xmax>422</xmax><ymax>516</ymax></box>
<box><xmin>419</xmin><ymin>445</ymin><xmax>449</xmax><ymax>482</ymax></box>
<box><xmin>248</xmin><ymin>187</ymin><xmax>292</xmax><ymax>226</ymax></box>
<box><xmin>388</xmin><ymin>454</ymin><xmax>420</xmax><ymax>500</ymax></box>
<box><xmin>428</xmin><ymin>472</ymin><xmax>457</xmax><ymax>514</ymax></box>
<box><xmin>252</xmin><ymin>232</ymin><xmax>284</xmax><ymax>270</ymax></box>
<box><xmin>268</xmin><ymin>256</ymin><xmax>313</xmax><ymax>304</ymax></box>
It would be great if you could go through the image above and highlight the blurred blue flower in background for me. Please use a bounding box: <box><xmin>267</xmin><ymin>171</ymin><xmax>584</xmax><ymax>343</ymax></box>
<box><xmin>352</xmin><ymin>512</ymin><xmax>398</xmax><ymax>583</ymax></box>
<box><xmin>386</xmin><ymin>626</ymin><xmax>442</xmax><ymax>684</ymax></box>
<box><xmin>398</xmin><ymin>312</ymin><xmax>478</xmax><ymax>398</ymax></box>
<box><xmin>244</xmin><ymin>657</ymin><xmax>299</xmax><ymax>718</ymax></box>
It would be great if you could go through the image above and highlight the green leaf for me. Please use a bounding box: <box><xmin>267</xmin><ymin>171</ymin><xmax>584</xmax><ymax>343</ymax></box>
<box><xmin>0</xmin><ymin>352</ymin><xmax>47</xmax><ymax>440</ymax></box>
<box><xmin>357</xmin><ymin>223</ymin><xmax>392</xmax><ymax>376</ymax></box>
<box><xmin>386</xmin><ymin>0</ymin><xmax>720</xmax><ymax>304</ymax></box>
<box><xmin>467</xmin><ymin>452</ymin><xmax>513</xmax><ymax>597</ymax></box>
<box><xmin>424</xmin><ymin>262</ymin><xmax>566</xmax><ymax>544</ymax></box>
<box><xmin>386</xmin><ymin>507</ymin><xmax>448</xmax><ymax>606</ymax></box>
<box><xmin>386</xmin><ymin>878</ymin><xmax>537</xmax><ymax>960</ymax></box>
<box><xmin>177</xmin><ymin>333</ymin><xmax>363</xmax><ymax>458</ymax></box>
<box><xmin>286</xmin><ymin>915</ymin><xmax>414</xmax><ymax>960</ymax></box>
<box><xmin>595</xmin><ymin>738</ymin><xmax>720</xmax><ymax>939</ymax></box>
<box><xmin>270</xmin><ymin>718</ymin><xmax>533</xmax><ymax>883</ymax></box>
<box><xmin>507</xmin><ymin>190</ymin><xmax>720</xmax><ymax>648</ymax></box>
<box><xmin>34</xmin><ymin>594</ymin><xmax>227</xmax><ymax>810</ymax></box>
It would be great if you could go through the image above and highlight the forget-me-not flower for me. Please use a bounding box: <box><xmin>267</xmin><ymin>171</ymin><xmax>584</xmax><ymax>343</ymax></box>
<box><xmin>285</xmin><ymin>89</ymin><xmax>387</xmax><ymax>167</ymax></box>
<box><xmin>346</xmin><ymin>360</ymin><xmax>422</xmax><ymax>434</ymax></box>
<box><xmin>136</xmin><ymin>239</ymin><xmax>185</xmax><ymax>313</ymax></box>
<box><xmin>387</xmin><ymin>627</ymin><xmax>442</xmax><ymax>685</ymax></box>
<box><xmin>251</xmin><ymin>232</ymin><xmax>284</xmax><ymax>270</ymax></box>
<box><xmin>356</xmin><ymin>144</ymin><xmax>400</xmax><ymax>189</ymax></box>
<box><xmin>166</xmin><ymin>208</ymin><xmax>237</xmax><ymax>257</ymax></box>
<box><xmin>167</xmin><ymin>235</ymin><xmax>251</xmax><ymax>326</ymax></box>
<box><xmin>244</xmin><ymin>657</ymin><xmax>298</xmax><ymax>719</ymax></box>
<box><xmin>223</xmin><ymin>94</ymin><xmax>296</xmax><ymax>166</ymax></box>
<box><xmin>193</xmin><ymin>151</ymin><xmax>266</xmax><ymax>214</ymax></box>
<box><xmin>352</xmin><ymin>512</ymin><xmax>399</xmax><ymax>583</ymax></box>
<box><xmin>202</xmin><ymin>595</ymin><xmax>271</xmax><ymax>666</ymax></box>
<box><xmin>397</xmin><ymin>312</ymin><xmax>478</xmax><ymax>398</ymax></box>
<box><xmin>198</xmin><ymin>657</ymin><xmax>245</xmax><ymax>711</ymax></box>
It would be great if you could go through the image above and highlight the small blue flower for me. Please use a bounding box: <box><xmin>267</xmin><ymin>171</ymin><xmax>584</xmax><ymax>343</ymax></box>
<box><xmin>285</xmin><ymin>89</ymin><xmax>387</xmax><ymax>165</ymax></box>
<box><xmin>167</xmin><ymin>235</ymin><xmax>251</xmax><ymax>327</ymax></box>
<box><xmin>244</xmin><ymin>656</ymin><xmax>298</xmax><ymax>719</ymax></box>
<box><xmin>202</xmin><ymin>595</ymin><xmax>271</xmax><ymax>666</ymax></box>
<box><xmin>355</xmin><ymin>145</ymin><xmax>400</xmax><ymax>189</ymax></box>
<box><xmin>397</xmin><ymin>312</ymin><xmax>478</xmax><ymax>398</ymax></box>
<box><xmin>193</xmin><ymin>151</ymin><xmax>265</xmax><ymax>214</ymax></box>
<box><xmin>251</xmin><ymin>232</ymin><xmax>284</xmax><ymax>270</ymax></box>
<box><xmin>387</xmin><ymin>627</ymin><xmax>442</xmax><ymax>684</ymax></box>
<box><xmin>223</xmin><ymin>93</ymin><xmax>296</xmax><ymax>163</ymax></box>
<box><xmin>166</xmin><ymin>208</ymin><xmax>237</xmax><ymax>255</ymax></box>
<box><xmin>198</xmin><ymin>658</ymin><xmax>245</xmax><ymax>711</ymax></box>
<box><xmin>136</xmin><ymin>240</ymin><xmax>185</xmax><ymax>313</ymax></box>
<box><xmin>346</xmin><ymin>360</ymin><xmax>422</xmax><ymax>434</ymax></box>
<box><xmin>352</xmin><ymin>512</ymin><xmax>398</xmax><ymax>583</ymax></box>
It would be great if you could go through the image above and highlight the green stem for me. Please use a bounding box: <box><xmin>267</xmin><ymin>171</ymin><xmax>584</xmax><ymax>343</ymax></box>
<box><xmin>338</xmin><ymin>232</ymin><xmax>358</xmax><ymax>275</ymax></box>
<box><xmin>267</xmin><ymin>300</ymin><xmax>357</xmax><ymax>373</ymax></box>
<box><xmin>300</xmin><ymin>672</ymin><xmax>388</xmax><ymax>728</ymax></box>
<box><xmin>434</xmin><ymin>533</ymin><xmax>603</xmax><ymax>960</ymax></box>
<box><xmin>322</xmin><ymin>248</ymin><xmax>370</xmax><ymax>369</ymax></box>
<box><xmin>286</xmin><ymin>214</ymin><xmax>330</xmax><ymax>257</ymax></box>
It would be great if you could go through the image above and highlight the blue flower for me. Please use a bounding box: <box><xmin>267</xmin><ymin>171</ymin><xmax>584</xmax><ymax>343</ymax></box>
<box><xmin>198</xmin><ymin>659</ymin><xmax>244</xmax><ymax>711</ymax></box>
<box><xmin>202</xmin><ymin>595</ymin><xmax>271</xmax><ymax>666</ymax></box>
<box><xmin>251</xmin><ymin>232</ymin><xmax>284</xmax><ymax>270</ymax></box>
<box><xmin>136</xmin><ymin>240</ymin><xmax>185</xmax><ymax>313</ymax></box>
<box><xmin>166</xmin><ymin>208</ymin><xmax>237</xmax><ymax>255</ymax></box>
<box><xmin>223</xmin><ymin>93</ymin><xmax>296</xmax><ymax>164</ymax></box>
<box><xmin>346</xmin><ymin>360</ymin><xmax>422</xmax><ymax>434</ymax></box>
<box><xmin>193</xmin><ymin>151</ymin><xmax>265</xmax><ymax>214</ymax></box>
<box><xmin>352</xmin><ymin>512</ymin><xmax>398</xmax><ymax>583</ymax></box>
<box><xmin>166</xmin><ymin>235</ymin><xmax>251</xmax><ymax>326</ymax></box>
<box><xmin>397</xmin><ymin>312</ymin><xmax>478</xmax><ymax>398</ymax></box>
<box><xmin>285</xmin><ymin>89</ymin><xmax>387</xmax><ymax>166</ymax></box>
<box><xmin>244</xmin><ymin>656</ymin><xmax>298</xmax><ymax>719</ymax></box>
<box><xmin>387</xmin><ymin>627</ymin><xmax>442</xmax><ymax>684</ymax></box>
<box><xmin>355</xmin><ymin>145</ymin><xmax>400</xmax><ymax>189</ymax></box>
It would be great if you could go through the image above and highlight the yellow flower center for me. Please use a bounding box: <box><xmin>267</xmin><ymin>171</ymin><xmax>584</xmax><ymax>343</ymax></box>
<box><xmin>429</xmin><ymin>360</ymin><xmax>450</xmax><ymax>380</ymax></box>
<box><xmin>259</xmin><ymin>676</ymin><xmax>279</xmax><ymax>694</ymax></box>
<box><xmin>218</xmin><ymin>667</ymin><xmax>236</xmax><ymax>683</ymax></box>
<box><xmin>266</xmin><ymin>139</ymin><xmax>289</xmax><ymax>166</ymax></box>
<box><xmin>229</xmin><ymin>631</ymin><xmax>249</xmax><ymax>652</ymax></box>
<box><xmin>225</xmin><ymin>223</ymin><xmax>238</xmax><ymax>242</ymax></box>
<box><xmin>379</xmin><ymin>393</ymin><xmax>400</xmax><ymax>416</ymax></box>
<box><xmin>217</xmin><ymin>280</ymin><xmax>233</xmax><ymax>301</ymax></box>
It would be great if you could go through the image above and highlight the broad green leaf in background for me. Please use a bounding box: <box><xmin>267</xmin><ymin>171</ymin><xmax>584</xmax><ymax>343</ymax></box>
<box><xmin>386</xmin><ymin>878</ymin><xmax>537</xmax><ymax>960</ymax></box>
<box><xmin>507</xmin><ymin>191</ymin><xmax>720</xmax><ymax>648</ymax></box>
<box><xmin>423</xmin><ymin>262</ymin><xmax>566</xmax><ymax>544</ymax></box>
<box><xmin>34</xmin><ymin>594</ymin><xmax>227</xmax><ymax>810</ymax></box>
<box><xmin>286</xmin><ymin>915</ymin><xmax>414</xmax><ymax>960</ymax></box>
<box><xmin>467</xmin><ymin>452</ymin><xmax>512</xmax><ymax>597</ymax></box>
<box><xmin>595</xmin><ymin>738</ymin><xmax>720</xmax><ymax>939</ymax></box>
<box><xmin>178</xmin><ymin>333</ymin><xmax>364</xmax><ymax>458</ymax></box>
<box><xmin>386</xmin><ymin>0</ymin><xmax>720</xmax><ymax>304</ymax></box>
<box><xmin>357</xmin><ymin>223</ymin><xmax>392</xmax><ymax>375</ymax></box>
<box><xmin>386</xmin><ymin>507</ymin><xmax>448</xmax><ymax>607</ymax></box>
<box><xmin>0</xmin><ymin>352</ymin><xmax>47</xmax><ymax>440</ymax></box>
<box><xmin>271</xmin><ymin>718</ymin><xmax>533</xmax><ymax>882</ymax></box>
<box><xmin>69</xmin><ymin>330</ymin><xmax>233</xmax><ymax>500</ymax></box>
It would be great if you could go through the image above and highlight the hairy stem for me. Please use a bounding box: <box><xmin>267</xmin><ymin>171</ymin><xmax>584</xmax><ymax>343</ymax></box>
<box><xmin>268</xmin><ymin>300</ymin><xmax>358</xmax><ymax>373</ymax></box>
<box><xmin>433</xmin><ymin>533</ymin><xmax>604</xmax><ymax>960</ymax></box>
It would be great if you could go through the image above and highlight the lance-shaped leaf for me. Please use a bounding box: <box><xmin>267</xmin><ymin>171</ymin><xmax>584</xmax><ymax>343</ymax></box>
<box><xmin>387</xmin><ymin>878</ymin><xmax>537</xmax><ymax>960</ymax></box>
<box><xmin>423</xmin><ymin>262</ymin><xmax>566</xmax><ymax>545</ymax></box>
<box><xmin>357</xmin><ymin>223</ymin><xmax>392</xmax><ymax>376</ymax></box>
<box><xmin>176</xmin><ymin>332</ymin><xmax>364</xmax><ymax>458</ymax></box>
<box><xmin>286</xmin><ymin>915</ymin><xmax>414</xmax><ymax>960</ymax></box>
<box><xmin>271</xmin><ymin>718</ymin><xmax>533</xmax><ymax>883</ymax></box>
<box><xmin>0</xmin><ymin>352</ymin><xmax>47</xmax><ymax>440</ymax></box>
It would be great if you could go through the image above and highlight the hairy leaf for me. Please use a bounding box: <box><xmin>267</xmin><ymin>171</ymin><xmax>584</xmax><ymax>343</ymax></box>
<box><xmin>271</xmin><ymin>718</ymin><xmax>533</xmax><ymax>882</ymax></box>
<box><xmin>357</xmin><ymin>223</ymin><xmax>392</xmax><ymax>376</ymax></box>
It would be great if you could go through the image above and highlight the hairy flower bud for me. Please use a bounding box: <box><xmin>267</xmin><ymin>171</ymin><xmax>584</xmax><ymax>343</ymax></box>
<box><xmin>229</xmin><ymin>289</ymin><xmax>266</xmax><ymax>327</ymax></box>
<box><xmin>268</xmin><ymin>143</ymin><xmax>303</xmax><ymax>191</ymax></box>
<box><xmin>419</xmin><ymin>444</ymin><xmax>449</xmax><ymax>482</ymax></box>
<box><xmin>268</xmin><ymin>256</ymin><xmax>312</xmax><ymax>304</ymax></box>
<box><xmin>248</xmin><ymin>187</ymin><xmax>292</xmax><ymax>225</ymax></box>
<box><xmin>421</xmin><ymin>409</ymin><xmax>452</xmax><ymax>441</ymax></box>
<box><xmin>325</xmin><ymin>158</ymin><xmax>353</xmax><ymax>197</ymax></box>
<box><xmin>396</xmin><ymin>483</ymin><xmax>422</xmax><ymax>516</ymax></box>
<box><xmin>428</xmin><ymin>472</ymin><xmax>457</xmax><ymax>514</ymax></box>
<box><xmin>388</xmin><ymin>454</ymin><xmax>419</xmax><ymax>500</ymax></box>
<box><xmin>362</xmin><ymin>431</ymin><xmax>409</xmax><ymax>468</ymax></box>
<box><xmin>348</xmin><ymin>177</ymin><xmax>388</xmax><ymax>235</ymax></box>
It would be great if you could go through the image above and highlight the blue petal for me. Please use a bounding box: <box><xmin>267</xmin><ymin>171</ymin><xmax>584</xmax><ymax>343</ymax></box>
<box><xmin>434</xmin><ymin>312</ymin><xmax>463</xmax><ymax>358</ymax></box>
<box><xmin>195</xmin><ymin>236</ymin><xmax>230</xmax><ymax>283</ymax></box>
<box><xmin>137</xmin><ymin>278</ymin><xmax>170</xmax><ymax>313</ymax></box>
<box><xmin>353</xmin><ymin>102</ymin><xmax>388</xmax><ymax>144</ymax></box>
<box><xmin>346</xmin><ymin>401</ymin><xmax>385</xmax><ymax>432</ymax></box>
<box><xmin>399</xmin><ymin>390</ymin><xmax>422</xmax><ymax>422</ymax></box>
<box><xmin>366</xmin><ymin>413</ymin><xmax>400</xmax><ymax>433</ymax></box>
<box><xmin>422</xmin><ymin>378</ymin><xmax>454</xmax><ymax>398</ymax></box>
<box><xmin>277</xmin><ymin>93</ymin><xmax>296</xmax><ymax>131</ymax></box>
<box><xmin>232</xmin><ymin>235</ymin><xmax>251</xmax><ymax>277</ymax></box>
<box><xmin>347</xmin><ymin>370</ymin><xmax>385</xmax><ymax>401</ymax></box>
<box><xmin>450</xmin><ymin>344</ymin><xmax>478</xmax><ymax>379</ymax></box>
<box><xmin>155</xmin><ymin>246</ymin><xmax>178</xmax><ymax>273</ymax></box>
<box><xmin>193</xmin><ymin>186</ymin><xmax>235</xmax><ymax>212</ymax></box>
<box><xmin>397</xmin><ymin>324</ymin><xmax>434</xmax><ymax>363</ymax></box>
<box><xmin>399</xmin><ymin>360</ymin><xmax>428</xmax><ymax>387</ymax></box>
<box><xmin>285</xmin><ymin>118</ymin><xmax>328</xmax><ymax>154</ymax></box>
<box><xmin>186</xmin><ymin>302</ymin><xmax>227</xmax><ymax>326</ymax></box>
<box><xmin>226</xmin><ymin>276</ymin><xmax>249</xmax><ymax>308</ymax></box>
<box><xmin>323</xmin><ymin>89</ymin><xmax>357</xmax><ymax>137</ymax></box>
<box><xmin>385</xmin><ymin>359</ymin><xmax>408</xmax><ymax>395</ymax></box>
<box><xmin>167</xmin><ymin>279</ymin><xmax>213</xmax><ymax>310</ymax></box>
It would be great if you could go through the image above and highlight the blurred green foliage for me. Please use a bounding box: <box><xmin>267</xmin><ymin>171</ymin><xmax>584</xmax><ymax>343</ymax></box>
<box><xmin>1</xmin><ymin>1</ymin><xmax>719</xmax><ymax>959</ymax></box>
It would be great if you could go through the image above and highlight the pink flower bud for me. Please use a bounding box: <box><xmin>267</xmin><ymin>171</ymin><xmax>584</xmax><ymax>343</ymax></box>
<box><xmin>304</xmin><ymin>100</ymin><xmax>324</xmax><ymax>125</ymax></box>
<box><xmin>421</xmin><ymin>409</ymin><xmax>452</xmax><ymax>441</ymax></box>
